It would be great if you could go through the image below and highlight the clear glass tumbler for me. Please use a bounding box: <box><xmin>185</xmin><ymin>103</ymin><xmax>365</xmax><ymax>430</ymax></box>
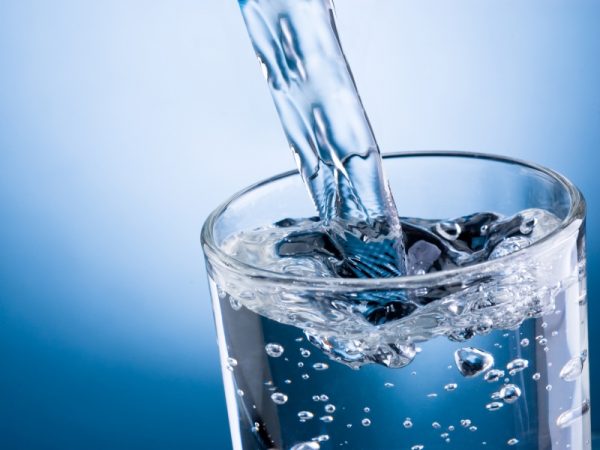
<box><xmin>202</xmin><ymin>152</ymin><xmax>589</xmax><ymax>450</ymax></box>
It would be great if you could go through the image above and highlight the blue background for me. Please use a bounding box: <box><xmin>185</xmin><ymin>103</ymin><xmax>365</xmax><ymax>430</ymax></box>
<box><xmin>0</xmin><ymin>1</ymin><xmax>598</xmax><ymax>448</ymax></box>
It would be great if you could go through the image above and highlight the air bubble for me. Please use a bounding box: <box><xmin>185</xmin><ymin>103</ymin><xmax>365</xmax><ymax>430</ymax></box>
<box><xmin>403</xmin><ymin>418</ymin><xmax>413</xmax><ymax>429</ymax></box>
<box><xmin>300</xmin><ymin>349</ymin><xmax>311</xmax><ymax>358</ymax></box>
<box><xmin>532</xmin><ymin>373</ymin><xmax>541</xmax><ymax>381</ymax></box>
<box><xmin>432</xmin><ymin>422</ymin><xmax>441</xmax><ymax>429</ymax></box>
<box><xmin>508</xmin><ymin>438</ymin><xmax>519</xmax><ymax>446</ymax></box>
<box><xmin>301</xmin><ymin>373</ymin><xmax>309</xmax><ymax>380</ymax></box>
<box><xmin>324</xmin><ymin>404</ymin><xmax>336</xmax><ymax>413</ymax></box>
<box><xmin>484</xmin><ymin>369</ymin><xmax>505</xmax><ymax>383</ymax></box>
<box><xmin>226</xmin><ymin>357</ymin><xmax>238</xmax><ymax>371</ymax></box>
<box><xmin>265</xmin><ymin>343</ymin><xmax>284</xmax><ymax>358</ymax></box>
<box><xmin>520</xmin><ymin>338</ymin><xmax>530</xmax><ymax>347</ymax></box>
<box><xmin>556</xmin><ymin>400</ymin><xmax>590</xmax><ymax>428</ymax></box>
<box><xmin>444</xmin><ymin>383</ymin><xmax>458</xmax><ymax>391</ymax></box>
<box><xmin>271</xmin><ymin>392</ymin><xmax>288</xmax><ymax>405</ymax></box>
<box><xmin>361</xmin><ymin>418</ymin><xmax>371</xmax><ymax>427</ymax></box>
<box><xmin>486</xmin><ymin>402</ymin><xmax>504</xmax><ymax>411</ymax></box>
<box><xmin>384</xmin><ymin>382</ymin><xmax>394</xmax><ymax>388</ymax></box>
<box><xmin>290</xmin><ymin>442</ymin><xmax>320</xmax><ymax>450</ymax></box>
<box><xmin>411</xmin><ymin>446</ymin><xmax>424</xmax><ymax>450</ymax></box>
<box><xmin>313</xmin><ymin>362</ymin><xmax>329</xmax><ymax>371</ymax></box>
<box><xmin>320</xmin><ymin>415</ymin><xmax>334</xmax><ymax>423</ymax></box>
<box><xmin>460</xmin><ymin>419</ymin><xmax>472</xmax><ymax>428</ymax></box>
<box><xmin>454</xmin><ymin>347</ymin><xmax>494</xmax><ymax>377</ymax></box>
<box><xmin>298</xmin><ymin>411</ymin><xmax>315</xmax><ymax>422</ymax></box>
<box><xmin>507</xmin><ymin>358</ymin><xmax>529</xmax><ymax>375</ymax></box>
<box><xmin>559</xmin><ymin>351</ymin><xmax>587</xmax><ymax>382</ymax></box>
<box><xmin>499</xmin><ymin>384</ymin><xmax>522</xmax><ymax>403</ymax></box>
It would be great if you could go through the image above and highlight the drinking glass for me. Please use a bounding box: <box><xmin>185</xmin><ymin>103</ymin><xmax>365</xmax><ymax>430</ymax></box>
<box><xmin>202</xmin><ymin>152</ymin><xmax>589</xmax><ymax>450</ymax></box>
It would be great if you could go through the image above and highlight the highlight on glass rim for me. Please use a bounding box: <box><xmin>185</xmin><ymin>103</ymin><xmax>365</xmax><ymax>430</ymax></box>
<box><xmin>201</xmin><ymin>1</ymin><xmax>592</xmax><ymax>449</ymax></box>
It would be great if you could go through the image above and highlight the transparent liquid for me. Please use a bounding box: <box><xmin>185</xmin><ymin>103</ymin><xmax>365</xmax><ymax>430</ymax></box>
<box><xmin>238</xmin><ymin>0</ymin><xmax>406</xmax><ymax>276</ymax></box>
<box><xmin>208</xmin><ymin>210</ymin><xmax>591</xmax><ymax>449</ymax></box>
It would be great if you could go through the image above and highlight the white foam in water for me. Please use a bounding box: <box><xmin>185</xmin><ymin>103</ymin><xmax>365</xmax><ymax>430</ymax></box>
<box><xmin>216</xmin><ymin>208</ymin><xmax>570</xmax><ymax>369</ymax></box>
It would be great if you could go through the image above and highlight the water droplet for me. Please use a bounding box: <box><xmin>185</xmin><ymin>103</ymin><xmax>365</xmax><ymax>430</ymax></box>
<box><xmin>559</xmin><ymin>351</ymin><xmax>587</xmax><ymax>382</ymax></box>
<box><xmin>484</xmin><ymin>369</ymin><xmax>505</xmax><ymax>383</ymax></box>
<box><xmin>301</xmin><ymin>373</ymin><xmax>309</xmax><ymax>380</ymax></box>
<box><xmin>460</xmin><ymin>419</ymin><xmax>472</xmax><ymax>428</ymax></box>
<box><xmin>507</xmin><ymin>438</ymin><xmax>519</xmax><ymax>446</ymax></box>
<box><xmin>520</xmin><ymin>338</ymin><xmax>530</xmax><ymax>347</ymax></box>
<box><xmin>532</xmin><ymin>373</ymin><xmax>541</xmax><ymax>381</ymax></box>
<box><xmin>384</xmin><ymin>382</ymin><xmax>394</xmax><ymax>388</ymax></box>
<box><xmin>298</xmin><ymin>411</ymin><xmax>314</xmax><ymax>422</ymax></box>
<box><xmin>556</xmin><ymin>400</ymin><xmax>590</xmax><ymax>428</ymax></box>
<box><xmin>324</xmin><ymin>404</ymin><xmax>336</xmax><ymax>413</ymax></box>
<box><xmin>320</xmin><ymin>415</ymin><xmax>334</xmax><ymax>423</ymax></box>
<box><xmin>432</xmin><ymin>422</ymin><xmax>441</xmax><ymax>429</ymax></box>
<box><xmin>444</xmin><ymin>383</ymin><xmax>458</xmax><ymax>392</ymax></box>
<box><xmin>403</xmin><ymin>418</ymin><xmax>413</xmax><ymax>429</ymax></box>
<box><xmin>313</xmin><ymin>362</ymin><xmax>329</xmax><ymax>371</ymax></box>
<box><xmin>265</xmin><ymin>343</ymin><xmax>284</xmax><ymax>358</ymax></box>
<box><xmin>271</xmin><ymin>392</ymin><xmax>288</xmax><ymax>405</ymax></box>
<box><xmin>486</xmin><ymin>402</ymin><xmax>504</xmax><ymax>411</ymax></box>
<box><xmin>361</xmin><ymin>418</ymin><xmax>371</xmax><ymax>427</ymax></box>
<box><xmin>290</xmin><ymin>442</ymin><xmax>320</xmax><ymax>450</ymax></box>
<box><xmin>507</xmin><ymin>358</ymin><xmax>529</xmax><ymax>375</ymax></box>
<box><xmin>499</xmin><ymin>384</ymin><xmax>522</xmax><ymax>404</ymax></box>
<box><xmin>300</xmin><ymin>348</ymin><xmax>311</xmax><ymax>358</ymax></box>
<box><xmin>226</xmin><ymin>357</ymin><xmax>238</xmax><ymax>371</ymax></box>
<box><xmin>454</xmin><ymin>347</ymin><xmax>494</xmax><ymax>377</ymax></box>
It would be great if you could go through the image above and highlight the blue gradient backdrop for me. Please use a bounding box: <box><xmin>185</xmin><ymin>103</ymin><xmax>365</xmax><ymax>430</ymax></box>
<box><xmin>0</xmin><ymin>1</ymin><xmax>598</xmax><ymax>448</ymax></box>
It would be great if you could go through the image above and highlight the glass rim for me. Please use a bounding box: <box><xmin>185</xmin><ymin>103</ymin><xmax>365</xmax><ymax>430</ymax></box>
<box><xmin>201</xmin><ymin>151</ymin><xmax>585</xmax><ymax>289</ymax></box>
